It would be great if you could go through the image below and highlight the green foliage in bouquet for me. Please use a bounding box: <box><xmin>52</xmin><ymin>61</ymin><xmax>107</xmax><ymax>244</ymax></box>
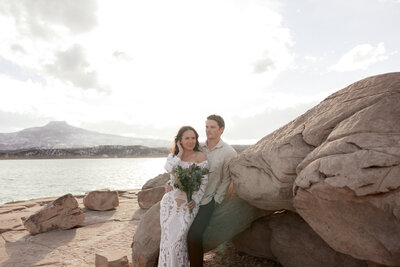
<box><xmin>173</xmin><ymin>164</ymin><xmax>210</xmax><ymax>205</ymax></box>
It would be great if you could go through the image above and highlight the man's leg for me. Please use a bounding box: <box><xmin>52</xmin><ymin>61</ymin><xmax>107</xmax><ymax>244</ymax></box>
<box><xmin>188</xmin><ymin>199</ymin><xmax>215</xmax><ymax>267</ymax></box>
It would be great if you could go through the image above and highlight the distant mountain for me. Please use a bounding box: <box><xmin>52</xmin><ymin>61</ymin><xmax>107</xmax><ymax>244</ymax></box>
<box><xmin>0</xmin><ymin>121</ymin><xmax>171</xmax><ymax>151</ymax></box>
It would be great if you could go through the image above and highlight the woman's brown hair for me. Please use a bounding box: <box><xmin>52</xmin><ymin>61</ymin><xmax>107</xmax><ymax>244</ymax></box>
<box><xmin>172</xmin><ymin>126</ymin><xmax>201</xmax><ymax>155</ymax></box>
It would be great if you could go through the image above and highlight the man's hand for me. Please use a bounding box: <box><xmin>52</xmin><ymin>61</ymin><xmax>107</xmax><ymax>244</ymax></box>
<box><xmin>187</xmin><ymin>200</ymin><xmax>195</xmax><ymax>210</ymax></box>
<box><xmin>165</xmin><ymin>181</ymin><xmax>173</xmax><ymax>193</ymax></box>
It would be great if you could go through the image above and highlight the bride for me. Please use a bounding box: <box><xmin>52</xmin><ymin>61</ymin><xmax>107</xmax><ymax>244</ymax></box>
<box><xmin>158</xmin><ymin>126</ymin><xmax>208</xmax><ymax>267</ymax></box>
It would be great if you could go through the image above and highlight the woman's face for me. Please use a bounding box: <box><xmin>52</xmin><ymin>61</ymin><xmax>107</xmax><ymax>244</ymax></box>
<box><xmin>180</xmin><ymin>130</ymin><xmax>197</xmax><ymax>151</ymax></box>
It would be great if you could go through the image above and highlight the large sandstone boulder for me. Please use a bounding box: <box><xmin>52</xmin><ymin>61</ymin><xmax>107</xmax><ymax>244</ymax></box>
<box><xmin>23</xmin><ymin>193</ymin><xmax>85</xmax><ymax>235</ymax></box>
<box><xmin>228</xmin><ymin>73</ymin><xmax>400</xmax><ymax>265</ymax></box>
<box><xmin>83</xmin><ymin>190</ymin><xmax>119</xmax><ymax>211</ymax></box>
<box><xmin>229</xmin><ymin>73</ymin><xmax>400</xmax><ymax>213</ymax></box>
<box><xmin>234</xmin><ymin>212</ymin><xmax>378</xmax><ymax>267</ymax></box>
<box><xmin>269</xmin><ymin>212</ymin><xmax>380</xmax><ymax>267</ymax></box>
<box><xmin>232</xmin><ymin>215</ymin><xmax>276</xmax><ymax>259</ymax></box>
<box><xmin>131</xmin><ymin>196</ymin><xmax>266</xmax><ymax>267</ymax></box>
<box><xmin>142</xmin><ymin>173</ymin><xmax>170</xmax><ymax>190</ymax></box>
<box><xmin>229</xmin><ymin>108</ymin><xmax>315</xmax><ymax>211</ymax></box>
<box><xmin>137</xmin><ymin>187</ymin><xmax>165</xmax><ymax>209</ymax></box>
<box><xmin>293</xmin><ymin>73</ymin><xmax>400</xmax><ymax>265</ymax></box>
<box><xmin>95</xmin><ymin>254</ymin><xmax>132</xmax><ymax>267</ymax></box>
<box><xmin>138</xmin><ymin>173</ymin><xmax>169</xmax><ymax>209</ymax></box>
<box><xmin>203</xmin><ymin>196</ymin><xmax>269</xmax><ymax>251</ymax></box>
<box><xmin>131</xmin><ymin>202</ymin><xmax>161</xmax><ymax>267</ymax></box>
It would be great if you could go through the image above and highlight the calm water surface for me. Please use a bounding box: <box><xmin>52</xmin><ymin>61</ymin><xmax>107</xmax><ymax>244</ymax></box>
<box><xmin>0</xmin><ymin>157</ymin><xmax>166</xmax><ymax>204</ymax></box>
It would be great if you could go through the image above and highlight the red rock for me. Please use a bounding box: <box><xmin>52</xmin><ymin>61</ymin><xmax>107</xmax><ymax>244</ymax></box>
<box><xmin>23</xmin><ymin>193</ymin><xmax>85</xmax><ymax>235</ymax></box>
<box><xmin>137</xmin><ymin>187</ymin><xmax>165</xmax><ymax>209</ymax></box>
<box><xmin>83</xmin><ymin>190</ymin><xmax>119</xmax><ymax>211</ymax></box>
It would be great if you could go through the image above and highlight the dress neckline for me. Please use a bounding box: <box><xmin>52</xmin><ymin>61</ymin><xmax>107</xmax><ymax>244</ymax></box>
<box><xmin>181</xmin><ymin>159</ymin><xmax>207</xmax><ymax>164</ymax></box>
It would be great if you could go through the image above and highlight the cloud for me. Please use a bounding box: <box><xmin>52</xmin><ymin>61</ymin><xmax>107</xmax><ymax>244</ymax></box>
<box><xmin>44</xmin><ymin>44</ymin><xmax>110</xmax><ymax>93</ymax></box>
<box><xmin>10</xmin><ymin>44</ymin><xmax>25</xmax><ymax>54</ymax></box>
<box><xmin>0</xmin><ymin>109</ymin><xmax>54</xmax><ymax>133</ymax></box>
<box><xmin>0</xmin><ymin>1</ymin><xmax>104</xmax><ymax>93</ymax></box>
<box><xmin>329</xmin><ymin>42</ymin><xmax>388</xmax><ymax>71</ymax></box>
<box><xmin>112</xmin><ymin>51</ymin><xmax>134</xmax><ymax>62</ymax></box>
<box><xmin>377</xmin><ymin>0</ymin><xmax>400</xmax><ymax>3</ymax></box>
<box><xmin>0</xmin><ymin>0</ymin><xmax>98</xmax><ymax>38</ymax></box>
<box><xmin>253</xmin><ymin>57</ymin><xmax>276</xmax><ymax>73</ymax></box>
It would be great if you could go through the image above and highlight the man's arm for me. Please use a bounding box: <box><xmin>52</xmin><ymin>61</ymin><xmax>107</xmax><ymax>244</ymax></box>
<box><xmin>213</xmin><ymin>150</ymin><xmax>237</xmax><ymax>204</ymax></box>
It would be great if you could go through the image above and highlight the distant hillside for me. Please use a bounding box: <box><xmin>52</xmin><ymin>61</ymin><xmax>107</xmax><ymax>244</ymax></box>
<box><xmin>0</xmin><ymin>121</ymin><xmax>171</xmax><ymax>150</ymax></box>
<box><xmin>0</xmin><ymin>145</ymin><xmax>168</xmax><ymax>159</ymax></box>
<box><xmin>0</xmin><ymin>144</ymin><xmax>249</xmax><ymax>159</ymax></box>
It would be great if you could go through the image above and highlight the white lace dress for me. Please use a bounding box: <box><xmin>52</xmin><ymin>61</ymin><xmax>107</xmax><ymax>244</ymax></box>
<box><xmin>158</xmin><ymin>154</ymin><xmax>208</xmax><ymax>267</ymax></box>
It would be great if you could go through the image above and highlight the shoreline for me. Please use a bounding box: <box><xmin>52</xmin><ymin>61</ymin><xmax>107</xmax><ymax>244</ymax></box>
<box><xmin>0</xmin><ymin>155</ymin><xmax>168</xmax><ymax>160</ymax></box>
<box><xmin>0</xmin><ymin>188</ymin><xmax>143</xmax><ymax>206</ymax></box>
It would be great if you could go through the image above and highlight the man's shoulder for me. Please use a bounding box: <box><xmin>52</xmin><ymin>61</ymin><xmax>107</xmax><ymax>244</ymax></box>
<box><xmin>220</xmin><ymin>140</ymin><xmax>237</xmax><ymax>156</ymax></box>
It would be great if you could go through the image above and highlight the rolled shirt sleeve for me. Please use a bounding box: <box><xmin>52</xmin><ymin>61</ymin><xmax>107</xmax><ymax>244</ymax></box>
<box><xmin>213</xmin><ymin>150</ymin><xmax>237</xmax><ymax>204</ymax></box>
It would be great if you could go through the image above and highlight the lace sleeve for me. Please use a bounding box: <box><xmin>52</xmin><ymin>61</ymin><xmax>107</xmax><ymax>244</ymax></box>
<box><xmin>164</xmin><ymin>154</ymin><xmax>181</xmax><ymax>173</ymax></box>
<box><xmin>191</xmin><ymin>161</ymin><xmax>209</xmax><ymax>205</ymax></box>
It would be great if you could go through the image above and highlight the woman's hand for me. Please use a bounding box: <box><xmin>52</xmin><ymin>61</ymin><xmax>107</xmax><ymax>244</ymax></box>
<box><xmin>187</xmin><ymin>200</ymin><xmax>195</xmax><ymax>210</ymax></box>
<box><xmin>165</xmin><ymin>181</ymin><xmax>173</xmax><ymax>193</ymax></box>
<box><xmin>176</xmin><ymin>141</ymin><xmax>183</xmax><ymax>158</ymax></box>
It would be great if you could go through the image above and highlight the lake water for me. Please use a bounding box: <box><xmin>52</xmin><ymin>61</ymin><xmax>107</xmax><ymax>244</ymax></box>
<box><xmin>0</xmin><ymin>157</ymin><xmax>167</xmax><ymax>204</ymax></box>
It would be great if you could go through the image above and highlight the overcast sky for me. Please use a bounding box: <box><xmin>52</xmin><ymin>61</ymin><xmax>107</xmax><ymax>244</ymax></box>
<box><xmin>0</xmin><ymin>0</ymin><xmax>399</xmax><ymax>144</ymax></box>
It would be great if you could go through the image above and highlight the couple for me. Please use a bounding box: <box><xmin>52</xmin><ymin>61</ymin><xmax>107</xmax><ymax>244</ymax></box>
<box><xmin>158</xmin><ymin>114</ymin><xmax>237</xmax><ymax>267</ymax></box>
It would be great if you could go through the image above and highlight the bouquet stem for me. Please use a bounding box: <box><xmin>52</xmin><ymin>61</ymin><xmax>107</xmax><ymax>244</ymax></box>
<box><xmin>187</xmin><ymin>190</ymin><xmax>193</xmax><ymax>214</ymax></box>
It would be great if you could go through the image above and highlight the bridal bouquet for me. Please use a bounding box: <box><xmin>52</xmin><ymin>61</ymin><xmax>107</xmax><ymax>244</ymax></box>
<box><xmin>173</xmin><ymin>164</ymin><xmax>210</xmax><ymax>211</ymax></box>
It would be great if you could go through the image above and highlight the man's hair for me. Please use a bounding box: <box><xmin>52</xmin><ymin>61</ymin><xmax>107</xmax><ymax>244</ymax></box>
<box><xmin>207</xmin><ymin>114</ymin><xmax>225</xmax><ymax>128</ymax></box>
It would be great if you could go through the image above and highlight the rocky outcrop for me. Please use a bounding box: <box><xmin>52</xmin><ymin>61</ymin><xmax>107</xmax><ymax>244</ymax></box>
<box><xmin>137</xmin><ymin>173</ymin><xmax>169</xmax><ymax>209</ymax></box>
<box><xmin>23</xmin><ymin>193</ymin><xmax>85</xmax><ymax>235</ymax></box>
<box><xmin>83</xmin><ymin>190</ymin><xmax>119</xmax><ymax>211</ymax></box>
<box><xmin>233</xmin><ymin>211</ymin><xmax>382</xmax><ymax>267</ymax></box>
<box><xmin>234</xmin><ymin>211</ymin><xmax>383</xmax><ymax>267</ymax></box>
<box><xmin>229</xmin><ymin>72</ymin><xmax>400</xmax><ymax>266</ymax></box>
<box><xmin>142</xmin><ymin>173</ymin><xmax>170</xmax><ymax>189</ymax></box>
<box><xmin>131</xmin><ymin>195</ymin><xmax>266</xmax><ymax>266</ymax></box>
<box><xmin>232</xmin><ymin>216</ymin><xmax>275</xmax><ymax>259</ymax></box>
<box><xmin>293</xmin><ymin>73</ymin><xmax>400</xmax><ymax>266</ymax></box>
<box><xmin>131</xmin><ymin>202</ymin><xmax>161</xmax><ymax>267</ymax></box>
<box><xmin>269</xmin><ymin>212</ymin><xmax>380</xmax><ymax>267</ymax></box>
<box><xmin>229</xmin><ymin>110</ymin><xmax>314</xmax><ymax>211</ymax></box>
<box><xmin>95</xmin><ymin>254</ymin><xmax>132</xmax><ymax>267</ymax></box>
<box><xmin>137</xmin><ymin>187</ymin><xmax>165</xmax><ymax>209</ymax></box>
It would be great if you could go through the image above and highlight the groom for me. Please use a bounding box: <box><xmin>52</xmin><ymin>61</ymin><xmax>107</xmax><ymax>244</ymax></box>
<box><xmin>187</xmin><ymin>114</ymin><xmax>237</xmax><ymax>267</ymax></box>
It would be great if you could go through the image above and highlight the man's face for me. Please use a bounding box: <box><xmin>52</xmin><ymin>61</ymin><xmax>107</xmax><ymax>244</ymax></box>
<box><xmin>205</xmin><ymin>119</ymin><xmax>224</xmax><ymax>140</ymax></box>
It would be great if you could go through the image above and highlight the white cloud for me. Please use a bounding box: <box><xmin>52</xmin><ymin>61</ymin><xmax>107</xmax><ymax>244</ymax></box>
<box><xmin>0</xmin><ymin>0</ymin><xmax>294</xmax><ymax>103</ymax></box>
<box><xmin>0</xmin><ymin>109</ymin><xmax>54</xmax><ymax>133</ymax></box>
<box><xmin>329</xmin><ymin>42</ymin><xmax>388</xmax><ymax>71</ymax></box>
<box><xmin>0</xmin><ymin>0</ymin><xmax>98</xmax><ymax>37</ymax></box>
<box><xmin>44</xmin><ymin>44</ymin><xmax>110</xmax><ymax>93</ymax></box>
<box><xmin>304</xmin><ymin>55</ymin><xmax>318</xmax><ymax>63</ymax></box>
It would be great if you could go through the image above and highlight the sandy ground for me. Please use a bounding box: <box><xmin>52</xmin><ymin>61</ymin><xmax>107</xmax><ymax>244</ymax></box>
<box><xmin>0</xmin><ymin>190</ymin><xmax>280</xmax><ymax>267</ymax></box>
<box><xmin>1</xmin><ymin>190</ymin><xmax>144</xmax><ymax>266</ymax></box>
